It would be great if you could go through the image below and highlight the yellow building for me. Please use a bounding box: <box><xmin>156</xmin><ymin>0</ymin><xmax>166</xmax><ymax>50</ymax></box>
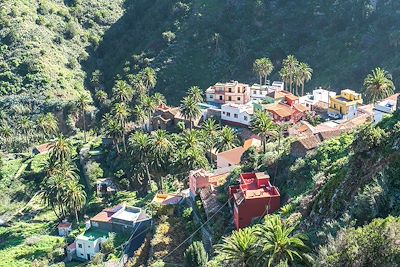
<box><xmin>328</xmin><ymin>89</ymin><xmax>363</xmax><ymax>119</ymax></box>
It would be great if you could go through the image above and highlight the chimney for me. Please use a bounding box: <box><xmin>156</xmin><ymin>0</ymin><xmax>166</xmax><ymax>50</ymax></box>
<box><xmin>85</xmin><ymin>220</ymin><xmax>91</xmax><ymax>230</ymax></box>
<box><xmin>397</xmin><ymin>95</ymin><xmax>400</xmax><ymax>111</ymax></box>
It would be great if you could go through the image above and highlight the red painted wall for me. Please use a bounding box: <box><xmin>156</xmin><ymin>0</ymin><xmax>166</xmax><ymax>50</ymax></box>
<box><xmin>234</xmin><ymin>195</ymin><xmax>280</xmax><ymax>229</ymax></box>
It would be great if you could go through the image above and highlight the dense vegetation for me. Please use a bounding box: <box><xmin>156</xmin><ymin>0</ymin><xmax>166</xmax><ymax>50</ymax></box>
<box><xmin>1</xmin><ymin>0</ymin><xmax>400</xmax><ymax>266</ymax></box>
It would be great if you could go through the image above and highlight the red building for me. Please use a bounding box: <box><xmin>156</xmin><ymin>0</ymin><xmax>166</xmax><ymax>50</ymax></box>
<box><xmin>229</xmin><ymin>172</ymin><xmax>280</xmax><ymax>229</ymax></box>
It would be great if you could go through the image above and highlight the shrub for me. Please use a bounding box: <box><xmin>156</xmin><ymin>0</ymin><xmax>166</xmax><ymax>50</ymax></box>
<box><xmin>184</xmin><ymin>241</ymin><xmax>208</xmax><ymax>267</ymax></box>
<box><xmin>101</xmin><ymin>233</ymin><xmax>116</xmax><ymax>255</ymax></box>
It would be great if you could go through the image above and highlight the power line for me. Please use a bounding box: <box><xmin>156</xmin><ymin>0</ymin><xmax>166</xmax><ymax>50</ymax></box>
<box><xmin>161</xmin><ymin>196</ymin><xmax>232</xmax><ymax>261</ymax></box>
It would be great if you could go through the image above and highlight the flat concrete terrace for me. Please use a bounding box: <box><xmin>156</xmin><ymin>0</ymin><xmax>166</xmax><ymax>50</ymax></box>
<box><xmin>80</xmin><ymin>228</ymin><xmax>108</xmax><ymax>241</ymax></box>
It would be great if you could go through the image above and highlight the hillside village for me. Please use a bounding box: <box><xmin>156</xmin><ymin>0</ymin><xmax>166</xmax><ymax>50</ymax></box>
<box><xmin>1</xmin><ymin>51</ymin><xmax>399</xmax><ymax>266</ymax></box>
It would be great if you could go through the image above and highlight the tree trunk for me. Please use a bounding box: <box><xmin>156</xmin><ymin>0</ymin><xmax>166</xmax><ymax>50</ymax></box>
<box><xmin>289</xmin><ymin>76</ymin><xmax>293</xmax><ymax>94</ymax></box>
<box><xmin>259</xmin><ymin>75</ymin><xmax>262</xmax><ymax>86</ymax></box>
<box><xmin>82</xmin><ymin>109</ymin><xmax>87</xmax><ymax>143</ymax></box>
<box><xmin>302</xmin><ymin>82</ymin><xmax>305</xmax><ymax>96</ymax></box>
<box><xmin>115</xmin><ymin>139</ymin><xmax>120</xmax><ymax>154</ymax></box>
<box><xmin>75</xmin><ymin>208</ymin><xmax>79</xmax><ymax>225</ymax></box>
<box><xmin>189</xmin><ymin>116</ymin><xmax>193</xmax><ymax>131</ymax></box>
<box><xmin>264</xmin><ymin>75</ymin><xmax>268</xmax><ymax>85</ymax></box>
<box><xmin>122</xmin><ymin>133</ymin><xmax>127</xmax><ymax>153</ymax></box>
<box><xmin>263</xmin><ymin>135</ymin><xmax>266</xmax><ymax>154</ymax></box>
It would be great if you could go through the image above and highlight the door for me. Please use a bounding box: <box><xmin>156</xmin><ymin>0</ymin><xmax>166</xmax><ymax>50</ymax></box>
<box><xmin>87</xmin><ymin>254</ymin><xmax>91</xmax><ymax>260</ymax></box>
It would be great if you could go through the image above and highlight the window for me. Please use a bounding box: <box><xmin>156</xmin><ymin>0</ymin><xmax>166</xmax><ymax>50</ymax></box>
<box><xmin>228</xmin><ymin>88</ymin><xmax>232</xmax><ymax>92</ymax></box>
<box><xmin>222</xmin><ymin>111</ymin><xmax>225</xmax><ymax>114</ymax></box>
<box><xmin>253</xmin><ymin>90</ymin><xmax>256</xmax><ymax>94</ymax></box>
<box><xmin>234</xmin><ymin>114</ymin><xmax>238</xmax><ymax>118</ymax></box>
<box><xmin>227</xmin><ymin>112</ymin><xmax>231</xmax><ymax>117</ymax></box>
<box><xmin>219</xmin><ymin>96</ymin><xmax>223</xmax><ymax>100</ymax></box>
<box><xmin>237</xmin><ymin>97</ymin><xmax>241</xmax><ymax>101</ymax></box>
<box><xmin>228</xmin><ymin>96</ymin><xmax>232</xmax><ymax>101</ymax></box>
<box><xmin>210</xmin><ymin>95</ymin><xmax>213</xmax><ymax>99</ymax></box>
<box><xmin>78</xmin><ymin>244</ymin><xmax>82</xmax><ymax>248</ymax></box>
<box><xmin>244</xmin><ymin>116</ymin><xmax>248</xmax><ymax>121</ymax></box>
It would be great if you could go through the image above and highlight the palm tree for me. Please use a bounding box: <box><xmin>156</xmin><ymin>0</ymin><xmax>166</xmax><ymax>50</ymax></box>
<box><xmin>188</xmin><ymin>86</ymin><xmax>204</xmax><ymax>103</ymax></box>
<box><xmin>0</xmin><ymin>124</ymin><xmax>13</xmax><ymax>146</ymax></box>
<box><xmin>251</xmin><ymin>111</ymin><xmax>277</xmax><ymax>153</ymax></box>
<box><xmin>364</xmin><ymin>67</ymin><xmax>395</xmax><ymax>104</ymax></box>
<box><xmin>19</xmin><ymin>117</ymin><xmax>32</xmax><ymax>143</ymax></box>
<box><xmin>133</xmin><ymin>105</ymin><xmax>148</xmax><ymax>130</ymax></box>
<box><xmin>102</xmin><ymin>114</ymin><xmax>123</xmax><ymax>154</ymax></box>
<box><xmin>202</xmin><ymin>119</ymin><xmax>220</xmax><ymax>163</ymax></box>
<box><xmin>49</xmin><ymin>135</ymin><xmax>73</xmax><ymax>166</ymax></box>
<box><xmin>293</xmin><ymin>68</ymin><xmax>302</xmax><ymax>96</ymax></box>
<box><xmin>41</xmin><ymin>174</ymin><xmax>67</xmax><ymax>219</ymax></box>
<box><xmin>254</xmin><ymin>216</ymin><xmax>310</xmax><ymax>267</ymax></box>
<box><xmin>128</xmin><ymin>132</ymin><xmax>152</xmax><ymax>193</ymax></box>
<box><xmin>279</xmin><ymin>67</ymin><xmax>290</xmax><ymax>91</ymax></box>
<box><xmin>113</xmin><ymin>103</ymin><xmax>130</xmax><ymax>152</ymax></box>
<box><xmin>180</xmin><ymin>96</ymin><xmax>201</xmax><ymax>131</ymax></box>
<box><xmin>282</xmin><ymin>55</ymin><xmax>299</xmax><ymax>94</ymax></box>
<box><xmin>95</xmin><ymin>90</ymin><xmax>108</xmax><ymax>105</ymax></box>
<box><xmin>48</xmin><ymin>161</ymin><xmax>79</xmax><ymax>181</ymax></box>
<box><xmin>112</xmin><ymin>80</ymin><xmax>134</xmax><ymax>103</ymax></box>
<box><xmin>64</xmin><ymin>180</ymin><xmax>86</xmax><ymax>225</ymax></box>
<box><xmin>142</xmin><ymin>96</ymin><xmax>157</xmax><ymax>131</ymax></box>
<box><xmin>77</xmin><ymin>93</ymin><xmax>91</xmax><ymax>143</ymax></box>
<box><xmin>216</xmin><ymin>126</ymin><xmax>238</xmax><ymax>152</ymax></box>
<box><xmin>140</xmin><ymin>67</ymin><xmax>157</xmax><ymax>92</ymax></box>
<box><xmin>37</xmin><ymin>113</ymin><xmax>59</xmax><ymax>138</ymax></box>
<box><xmin>179</xmin><ymin>130</ymin><xmax>204</xmax><ymax>151</ymax></box>
<box><xmin>253</xmin><ymin>58</ymin><xmax>274</xmax><ymax>85</ymax></box>
<box><xmin>152</xmin><ymin>92</ymin><xmax>167</xmax><ymax>107</ymax></box>
<box><xmin>215</xmin><ymin>227</ymin><xmax>258</xmax><ymax>267</ymax></box>
<box><xmin>150</xmin><ymin>130</ymin><xmax>173</xmax><ymax>191</ymax></box>
<box><xmin>298</xmin><ymin>62</ymin><xmax>313</xmax><ymax>96</ymax></box>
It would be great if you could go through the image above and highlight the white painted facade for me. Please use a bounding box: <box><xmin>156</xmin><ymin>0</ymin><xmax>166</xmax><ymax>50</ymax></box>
<box><xmin>221</xmin><ymin>103</ymin><xmax>253</xmax><ymax>126</ymax></box>
<box><xmin>75</xmin><ymin>235</ymin><xmax>107</xmax><ymax>260</ymax></box>
<box><xmin>373</xmin><ymin>99</ymin><xmax>397</xmax><ymax>124</ymax></box>
<box><xmin>250</xmin><ymin>81</ymin><xmax>284</xmax><ymax>100</ymax></box>
<box><xmin>299</xmin><ymin>88</ymin><xmax>336</xmax><ymax>110</ymax></box>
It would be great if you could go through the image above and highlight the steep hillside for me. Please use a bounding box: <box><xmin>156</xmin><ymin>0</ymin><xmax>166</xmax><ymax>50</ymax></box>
<box><xmin>86</xmin><ymin>0</ymin><xmax>400</xmax><ymax>104</ymax></box>
<box><xmin>0</xmin><ymin>0</ymin><xmax>124</xmax><ymax>107</ymax></box>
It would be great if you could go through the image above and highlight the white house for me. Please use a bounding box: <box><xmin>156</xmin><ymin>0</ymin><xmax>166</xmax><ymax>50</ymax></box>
<box><xmin>221</xmin><ymin>103</ymin><xmax>253</xmax><ymax>127</ymax></box>
<box><xmin>75</xmin><ymin>223</ymin><xmax>109</xmax><ymax>261</ymax></box>
<box><xmin>299</xmin><ymin>88</ymin><xmax>336</xmax><ymax>110</ymax></box>
<box><xmin>373</xmin><ymin>94</ymin><xmax>399</xmax><ymax>123</ymax></box>
<box><xmin>57</xmin><ymin>221</ymin><xmax>72</xmax><ymax>237</ymax></box>
<box><xmin>250</xmin><ymin>81</ymin><xmax>284</xmax><ymax>100</ymax></box>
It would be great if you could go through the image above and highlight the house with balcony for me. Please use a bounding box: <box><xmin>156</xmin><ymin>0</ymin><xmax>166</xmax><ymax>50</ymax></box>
<box><xmin>189</xmin><ymin>167</ymin><xmax>234</xmax><ymax>197</ymax></box>
<box><xmin>299</xmin><ymin>88</ymin><xmax>337</xmax><ymax>111</ymax></box>
<box><xmin>250</xmin><ymin>81</ymin><xmax>284</xmax><ymax>100</ymax></box>
<box><xmin>373</xmin><ymin>94</ymin><xmax>399</xmax><ymax>123</ymax></box>
<box><xmin>206</xmin><ymin>81</ymin><xmax>251</xmax><ymax>107</ymax></box>
<box><xmin>328</xmin><ymin>89</ymin><xmax>363</xmax><ymax>120</ymax></box>
<box><xmin>221</xmin><ymin>103</ymin><xmax>253</xmax><ymax>127</ymax></box>
<box><xmin>70</xmin><ymin>204</ymin><xmax>152</xmax><ymax>261</ymax></box>
<box><xmin>229</xmin><ymin>172</ymin><xmax>280</xmax><ymax>229</ymax></box>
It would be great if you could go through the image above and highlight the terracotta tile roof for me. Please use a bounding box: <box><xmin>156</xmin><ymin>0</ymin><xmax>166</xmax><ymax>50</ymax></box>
<box><xmin>297</xmin><ymin>135</ymin><xmax>321</xmax><ymax>150</ymax></box>
<box><xmin>318</xmin><ymin>129</ymin><xmax>348</xmax><ymax>141</ymax></box>
<box><xmin>34</xmin><ymin>143</ymin><xmax>52</xmax><ymax>154</ymax></box>
<box><xmin>91</xmin><ymin>211</ymin><xmax>112</xmax><ymax>223</ymax></box>
<box><xmin>243</xmin><ymin>137</ymin><xmax>262</xmax><ymax>150</ymax></box>
<box><xmin>267</xmin><ymin>104</ymin><xmax>292</xmax><ymax>118</ymax></box>
<box><xmin>67</xmin><ymin>242</ymin><xmax>76</xmax><ymax>250</ymax></box>
<box><xmin>152</xmin><ymin>194</ymin><xmax>183</xmax><ymax>205</ymax></box>
<box><xmin>285</xmin><ymin>94</ymin><xmax>299</xmax><ymax>101</ymax></box>
<box><xmin>218</xmin><ymin>146</ymin><xmax>246</xmax><ymax>165</ymax></box>
<box><xmin>294</xmin><ymin>103</ymin><xmax>307</xmax><ymax>113</ymax></box>
<box><xmin>58</xmin><ymin>222</ymin><xmax>72</xmax><ymax>228</ymax></box>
